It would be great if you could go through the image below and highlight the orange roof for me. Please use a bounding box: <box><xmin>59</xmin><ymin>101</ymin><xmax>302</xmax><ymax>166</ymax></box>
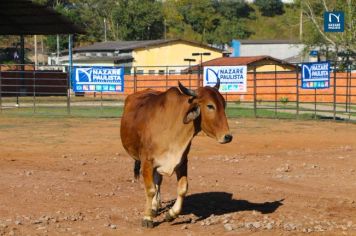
<box><xmin>201</xmin><ymin>56</ymin><xmax>269</xmax><ymax>66</ymax></box>
<box><xmin>188</xmin><ymin>56</ymin><xmax>296</xmax><ymax>70</ymax></box>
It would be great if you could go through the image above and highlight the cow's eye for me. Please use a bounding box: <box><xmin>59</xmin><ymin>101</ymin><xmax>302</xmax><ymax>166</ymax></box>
<box><xmin>207</xmin><ymin>104</ymin><xmax>215</xmax><ymax>110</ymax></box>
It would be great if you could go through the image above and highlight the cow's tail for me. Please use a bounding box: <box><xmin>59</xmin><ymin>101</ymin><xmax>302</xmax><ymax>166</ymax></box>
<box><xmin>134</xmin><ymin>160</ymin><xmax>141</xmax><ymax>180</ymax></box>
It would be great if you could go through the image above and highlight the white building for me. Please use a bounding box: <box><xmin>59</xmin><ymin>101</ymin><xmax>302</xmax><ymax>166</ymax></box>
<box><xmin>231</xmin><ymin>39</ymin><xmax>306</xmax><ymax>63</ymax></box>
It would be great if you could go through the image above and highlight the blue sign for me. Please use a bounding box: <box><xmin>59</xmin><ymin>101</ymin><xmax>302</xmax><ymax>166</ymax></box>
<box><xmin>72</xmin><ymin>66</ymin><xmax>124</xmax><ymax>92</ymax></box>
<box><xmin>301</xmin><ymin>62</ymin><xmax>330</xmax><ymax>89</ymax></box>
<box><xmin>324</xmin><ymin>11</ymin><xmax>344</xmax><ymax>32</ymax></box>
<box><xmin>309</xmin><ymin>50</ymin><xmax>318</xmax><ymax>56</ymax></box>
<box><xmin>203</xmin><ymin>66</ymin><xmax>247</xmax><ymax>92</ymax></box>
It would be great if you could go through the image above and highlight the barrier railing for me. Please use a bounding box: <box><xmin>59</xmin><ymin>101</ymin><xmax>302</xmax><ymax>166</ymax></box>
<box><xmin>0</xmin><ymin>61</ymin><xmax>355</xmax><ymax>121</ymax></box>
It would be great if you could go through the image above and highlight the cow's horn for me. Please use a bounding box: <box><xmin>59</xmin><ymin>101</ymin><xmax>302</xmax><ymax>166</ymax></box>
<box><xmin>178</xmin><ymin>81</ymin><xmax>196</xmax><ymax>97</ymax></box>
<box><xmin>214</xmin><ymin>77</ymin><xmax>220</xmax><ymax>90</ymax></box>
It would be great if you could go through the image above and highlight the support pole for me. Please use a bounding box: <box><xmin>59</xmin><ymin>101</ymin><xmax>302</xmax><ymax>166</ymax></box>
<box><xmin>296</xmin><ymin>65</ymin><xmax>300</xmax><ymax>119</ymax></box>
<box><xmin>253</xmin><ymin>67</ymin><xmax>257</xmax><ymax>118</ymax></box>
<box><xmin>67</xmin><ymin>34</ymin><xmax>73</xmax><ymax>115</ymax></box>
<box><xmin>333</xmin><ymin>61</ymin><xmax>337</xmax><ymax>120</ymax></box>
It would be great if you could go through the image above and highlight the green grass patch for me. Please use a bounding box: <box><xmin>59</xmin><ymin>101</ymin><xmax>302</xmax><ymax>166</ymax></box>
<box><xmin>0</xmin><ymin>104</ymin><xmax>349</xmax><ymax>121</ymax></box>
<box><xmin>226</xmin><ymin>106</ymin><xmax>316</xmax><ymax>120</ymax></box>
<box><xmin>0</xmin><ymin>106</ymin><xmax>123</xmax><ymax>118</ymax></box>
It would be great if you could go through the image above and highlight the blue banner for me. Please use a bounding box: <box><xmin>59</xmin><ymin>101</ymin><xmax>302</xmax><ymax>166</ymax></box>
<box><xmin>72</xmin><ymin>66</ymin><xmax>124</xmax><ymax>92</ymax></box>
<box><xmin>301</xmin><ymin>62</ymin><xmax>330</xmax><ymax>89</ymax></box>
<box><xmin>324</xmin><ymin>11</ymin><xmax>344</xmax><ymax>32</ymax></box>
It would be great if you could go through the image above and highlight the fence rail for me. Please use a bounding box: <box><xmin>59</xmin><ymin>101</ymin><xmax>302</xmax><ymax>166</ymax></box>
<box><xmin>0</xmin><ymin>61</ymin><xmax>355</xmax><ymax>121</ymax></box>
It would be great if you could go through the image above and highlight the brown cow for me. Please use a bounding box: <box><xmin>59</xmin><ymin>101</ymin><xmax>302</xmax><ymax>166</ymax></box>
<box><xmin>120</xmin><ymin>80</ymin><xmax>232</xmax><ymax>228</ymax></box>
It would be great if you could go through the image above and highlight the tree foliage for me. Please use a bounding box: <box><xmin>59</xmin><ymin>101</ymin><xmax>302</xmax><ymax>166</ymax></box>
<box><xmin>300</xmin><ymin>0</ymin><xmax>355</xmax><ymax>62</ymax></box>
<box><xmin>22</xmin><ymin>0</ymin><xmax>273</xmax><ymax>53</ymax></box>
<box><xmin>254</xmin><ymin>0</ymin><xmax>284</xmax><ymax>17</ymax></box>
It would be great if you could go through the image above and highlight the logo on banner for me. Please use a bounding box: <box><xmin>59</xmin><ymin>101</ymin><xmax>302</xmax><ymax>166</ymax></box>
<box><xmin>301</xmin><ymin>62</ymin><xmax>330</xmax><ymax>89</ymax></box>
<box><xmin>72</xmin><ymin>66</ymin><xmax>124</xmax><ymax>92</ymax></box>
<box><xmin>76</xmin><ymin>68</ymin><xmax>93</xmax><ymax>82</ymax></box>
<box><xmin>204</xmin><ymin>66</ymin><xmax>247</xmax><ymax>92</ymax></box>
<box><xmin>324</xmin><ymin>11</ymin><xmax>344</xmax><ymax>32</ymax></box>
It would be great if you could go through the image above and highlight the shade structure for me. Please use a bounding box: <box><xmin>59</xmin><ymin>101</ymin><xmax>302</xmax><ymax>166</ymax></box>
<box><xmin>0</xmin><ymin>0</ymin><xmax>84</xmax><ymax>35</ymax></box>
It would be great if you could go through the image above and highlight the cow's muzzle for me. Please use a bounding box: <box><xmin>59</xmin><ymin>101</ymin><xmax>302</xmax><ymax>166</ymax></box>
<box><xmin>220</xmin><ymin>134</ymin><xmax>233</xmax><ymax>144</ymax></box>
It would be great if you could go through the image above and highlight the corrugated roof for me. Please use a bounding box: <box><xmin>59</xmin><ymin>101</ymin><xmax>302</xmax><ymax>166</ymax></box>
<box><xmin>0</xmin><ymin>0</ymin><xmax>84</xmax><ymax>35</ymax></box>
<box><xmin>74</xmin><ymin>39</ymin><xmax>223</xmax><ymax>53</ymax></box>
<box><xmin>238</xmin><ymin>39</ymin><xmax>302</xmax><ymax>45</ymax></box>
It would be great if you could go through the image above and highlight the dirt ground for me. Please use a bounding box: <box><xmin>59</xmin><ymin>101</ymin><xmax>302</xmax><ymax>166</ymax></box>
<box><xmin>1</xmin><ymin>116</ymin><xmax>356</xmax><ymax>236</ymax></box>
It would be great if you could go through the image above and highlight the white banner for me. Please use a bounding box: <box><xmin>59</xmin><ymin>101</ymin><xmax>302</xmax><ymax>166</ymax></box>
<box><xmin>203</xmin><ymin>66</ymin><xmax>247</xmax><ymax>92</ymax></box>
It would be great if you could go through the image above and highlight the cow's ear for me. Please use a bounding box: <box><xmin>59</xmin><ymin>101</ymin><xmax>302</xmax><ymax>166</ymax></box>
<box><xmin>183</xmin><ymin>105</ymin><xmax>200</xmax><ymax>124</ymax></box>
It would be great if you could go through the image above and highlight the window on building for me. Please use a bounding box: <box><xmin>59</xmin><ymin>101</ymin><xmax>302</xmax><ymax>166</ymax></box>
<box><xmin>148</xmin><ymin>70</ymin><xmax>155</xmax><ymax>75</ymax></box>
<box><xmin>158</xmin><ymin>70</ymin><xmax>165</xmax><ymax>75</ymax></box>
<box><xmin>169</xmin><ymin>70</ymin><xmax>176</xmax><ymax>74</ymax></box>
<box><xmin>137</xmin><ymin>70</ymin><xmax>144</xmax><ymax>75</ymax></box>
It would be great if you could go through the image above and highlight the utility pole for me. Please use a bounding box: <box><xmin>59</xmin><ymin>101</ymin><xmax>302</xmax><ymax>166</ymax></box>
<box><xmin>299</xmin><ymin>3</ymin><xmax>303</xmax><ymax>41</ymax></box>
<box><xmin>34</xmin><ymin>35</ymin><xmax>38</xmax><ymax>69</ymax></box>
<box><xmin>57</xmin><ymin>34</ymin><xmax>60</xmax><ymax>65</ymax></box>
<box><xmin>104</xmin><ymin>18</ymin><xmax>107</xmax><ymax>42</ymax></box>
<box><xmin>164</xmin><ymin>19</ymin><xmax>167</xmax><ymax>40</ymax></box>
<box><xmin>192</xmin><ymin>52</ymin><xmax>211</xmax><ymax>87</ymax></box>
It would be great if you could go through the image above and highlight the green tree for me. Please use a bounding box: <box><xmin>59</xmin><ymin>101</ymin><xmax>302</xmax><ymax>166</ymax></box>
<box><xmin>254</xmin><ymin>0</ymin><xmax>284</xmax><ymax>17</ymax></box>
<box><xmin>44</xmin><ymin>3</ymin><xmax>79</xmax><ymax>51</ymax></box>
<box><xmin>164</xmin><ymin>0</ymin><xmax>252</xmax><ymax>44</ymax></box>
<box><xmin>112</xmin><ymin>0</ymin><xmax>164</xmax><ymax>40</ymax></box>
<box><xmin>300</xmin><ymin>0</ymin><xmax>355</xmax><ymax>63</ymax></box>
<box><xmin>213</xmin><ymin>0</ymin><xmax>253</xmax><ymax>19</ymax></box>
<box><xmin>177</xmin><ymin>0</ymin><xmax>219</xmax><ymax>42</ymax></box>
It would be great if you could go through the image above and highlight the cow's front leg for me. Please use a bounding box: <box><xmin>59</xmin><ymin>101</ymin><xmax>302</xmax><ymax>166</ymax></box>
<box><xmin>142</xmin><ymin>160</ymin><xmax>155</xmax><ymax>228</ymax></box>
<box><xmin>166</xmin><ymin>157</ymin><xmax>188</xmax><ymax>221</ymax></box>
<box><xmin>152</xmin><ymin>169</ymin><xmax>162</xmax><ymax>217</ymax></box>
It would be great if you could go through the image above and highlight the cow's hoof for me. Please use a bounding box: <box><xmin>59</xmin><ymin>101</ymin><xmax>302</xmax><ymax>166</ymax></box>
<box><xmin>165</xmin><ymin>212</ymin><xmax>176</xmax><ymax>222</ymax></box>
<box><xmin>141</xmin><ymin>219</ymin><xmax>154</xmax><ymax>228</ymax></box>
<box><xmin>151</xmin><ymin>209</ymin><xmax>159</xmax><ymax>217</ymax></box>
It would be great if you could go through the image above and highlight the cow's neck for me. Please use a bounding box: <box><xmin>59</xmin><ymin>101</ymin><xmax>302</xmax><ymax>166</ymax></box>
<box><xmin>154</xmin><ymin>94</ymin><xmax>196</xmax><ymax>176</ymax></box>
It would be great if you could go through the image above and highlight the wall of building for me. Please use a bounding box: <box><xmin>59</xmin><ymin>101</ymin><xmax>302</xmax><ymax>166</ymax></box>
<box><xmin>132</xmin><ymin>41</ymin><xmax>222</xmax><ymax>73</ymax></box>
<box><xmin>240</xmin><ymin>43</ymin><xmax>304</xmax><ymax>60</ymax></box>
<box><xmin>250</xmin><ymin>63</ymin><xmax>296</xmax><ymax>72</ymax></box>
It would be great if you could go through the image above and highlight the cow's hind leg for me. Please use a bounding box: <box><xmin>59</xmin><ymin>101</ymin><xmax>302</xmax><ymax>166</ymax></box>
<box><xmin>142</xmin><ymin>160</ymin><xmax>155</xmax><ymax>228</ymax></box>
<box><xmin>151</xmin><ymin>169</ymin><xmax>162</xmax><ymax>217</ymax></box>
<box><xmin>166</xmin><ymin>157</ymin><xmax>188</xmax><ymax>221</ymax></box>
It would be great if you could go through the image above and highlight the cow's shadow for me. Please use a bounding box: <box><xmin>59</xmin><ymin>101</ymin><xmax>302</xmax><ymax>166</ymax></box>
<box><xmin>160</xmin><ymin>192</ymin><xmax>283</xmax><ymax>225</ymax></box>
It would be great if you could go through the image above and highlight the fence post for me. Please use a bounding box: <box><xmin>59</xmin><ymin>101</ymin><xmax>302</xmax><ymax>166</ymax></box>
<box><xmin>133</xmin><ymin>67</ymin><xmax>137</xmax><ymax>93</ymax></box>
<box><xmin>296</xmin><ymin>64</ymin><xmax>299</xmax><ymax>119</ymax></box>
<box><xmin>314</xmin><ymin>89</ymin><xmax>317</xmax><ymax>119</ymax></box>
<box><xmin>274</xmin><ymin>64</ymin><xmax>277</xmax><ymax>118</ymax></box>
<box><xmin>347</xmin><ymin>64</ymin><xmax>352</xmax><ymax>115</ymax></box>
<box><xmin>100</xmin><ymin>91</ymin><xmax>103</xmax><ymax>115</ymax></box>
<box><xmin>333</xmin><ymin>61</ymin><xmax>337</xmax><ymax>120</ymax></box>
<box><xmin>253</xmin><ymin>66</ymin><xmax>257</xmax><ymax>118</ymax></box>
<box><xmin>198</xmin><ymin>64</ymin><xmax>202</xmax><ymax>87</ymax></box>
<box><xmin>166</xmin><ymin>66</ymin><xmax>169</xmax><ymax>90</ymax></box>
<box><xmin>345</xmin><ymin>64</ymin><xmax>350</xmax><ymax>113</ymax></box>
<box><xmin>33</xmin><ymin>68</ymin><xmax>36</xmax><ymax>113</ymax></box>
<box><xmin>0</xmin><ymin>65</ymin><xmax>2</xmax><ymax>112</ymax></box>
<box><xmin>66</xmin><ymin>66</ymin><xmax>71</xmax><ymax>115</ymax></box>
<box><xmin>189</xmin><ymin>68</ymin><xmax>192</xmax><ymax>89</ymax></box>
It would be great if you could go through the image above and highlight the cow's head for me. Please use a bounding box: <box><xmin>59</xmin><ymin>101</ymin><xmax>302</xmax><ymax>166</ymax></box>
<box><xmin>179</xmin><ymin>80</ymin><xmax>232</xmax><ymax>144</ymax></box>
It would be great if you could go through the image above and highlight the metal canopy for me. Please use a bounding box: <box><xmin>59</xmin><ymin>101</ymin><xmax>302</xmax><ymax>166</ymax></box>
<box><xmin>0</xmin><ymin>0</ymin><xmax>84</xmax><ymax>35</ymax></box>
